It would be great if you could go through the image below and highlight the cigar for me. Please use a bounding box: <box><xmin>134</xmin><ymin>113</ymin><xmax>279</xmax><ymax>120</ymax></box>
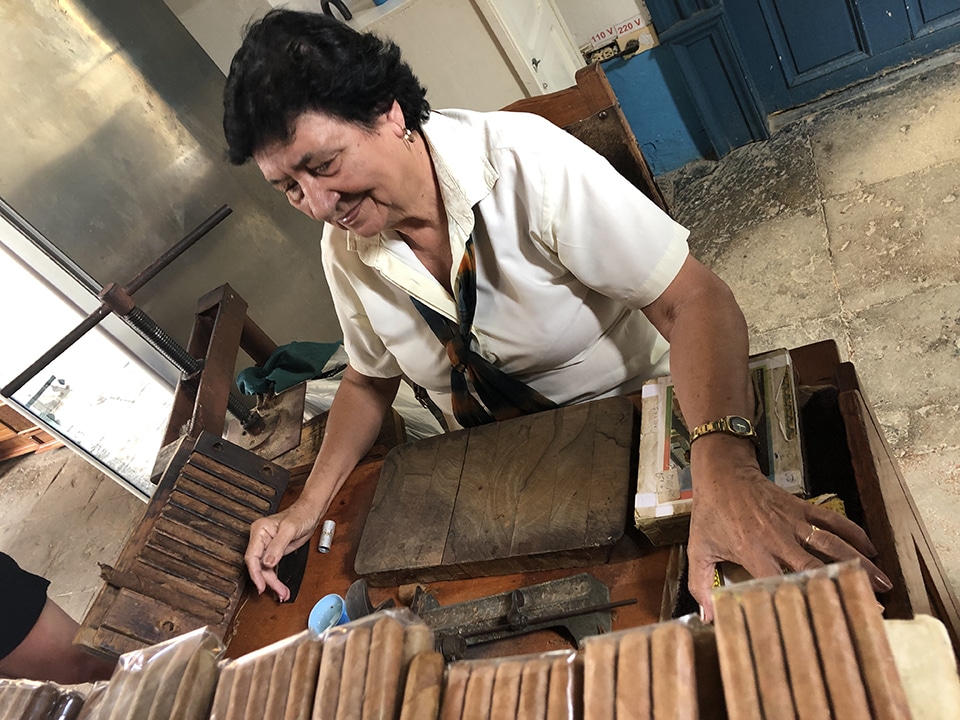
<box><xmin>616</xmin><ymin>630</ymin><xmax>652</xmax><ymax>720</ymax></box>
<box><xmin>242</xmin><ymin>653</ymin><xmax>276</xmax><ymax>719</ymax></box>
<box><xmin>773</xmin><ymin>583</ymin><xmax>831</xmax><ymax>720</ymax></box>
<box><xmin>335</xmin><ymin>625</ymin><xmax>373</xmax><ymax>720</ymax></box>
<box><xmin>4</xmin><ymin>685</ymin><xmax>41</xmax><ymax>720</ymax></box>
<box><xmin>651</xmin><ymin>622</ymin><xmax>698</xmax><ymax>720</ymax></box>
<box><xmin>102</xmin><ymin>667</ymin><xmax>139</xmax><ymax>720</ymax></box>
<box><xmin>460</xmin><ymin>662</ymin><xmax>496</xmax><ymax>720</ymax></box>
<box><xmin>836</xmin><ymin>566</ymin><xmax>911</xmax><ymax>719</ymax></box>
<box><xmin>402</xmin><ymin>623</ymin><xmax>436</xmax><ymax>669</ymax></box>
<box><xmin>51</xmin><ymin>690</ymin><xmax>87</xmax><ymax>720</ymax></box>
<box><xmin>223</xmin><ymin>659</ymin><xmax>255</xmax><ymax>720</ymax></box>
<box><xmin>75</xmin><ymin>682</ymin><xmax>109</xmax><ymax>720</ymax></box>
<box><xmin>313</xmin><ymin>633</ymin><xmax>347</xmax><ymax>720</ymax></box>
<box><xmin>439</xmin><ymin>661</ymin><xmax>471</xmax><ymax>720</ymax></box>
<box><xmin>489</xmin><ymin>659</ymin><xmax>524</xmax><ymax>718</ymax></box>
<box><xmin>20</xmin><ymin>684</ymin><xmax>59</xmax><ymax>720</ymax></box>
<box><xmin>399</xmin><ymin>652</ymin><xmax>445</xmax><ymax>720</ymax></box>
<box><xmin>546</xmin><ymin>654</ymin><xmax>583</xmax><ymax>720</ymax></box>
<box><xmin>144</xmin><ymin>636</ymin><xmax>203</xmax><ymax>720</ymax></box>
<box><xmin>806</xmin><ymin>575</ymin><xmax>872</xmax><ymax>720</ymax></box>
<box><xmin>169</xmin><ymin>640</ymin><xmax>220</xmax><ymax>720</ymax></box>
<box><xmin>208</xmin><ymin>663</ymin><xmax>236</xmax><ymax>720</ymax></box>
<box><xmin>284</xmin><ymin>636</ymin><xmax>323</xmax><ymax>720</ymax></box>
<box><xmin>264</xmin><ymin>639</ymin><xmax>301</xmax><ymax>720</ymax></box>
<box><xmin>740</xmin><ymin>588</ymin><xmax>795</xmax><ymax>719</ymax></box>
<box><xmin>517</xmin><ymin>657</ymin><xmax>551</xmax><ymax>720</ymax></box>
<box><xmin>583</xmin><ymin>636</ymin><xmax>618</xmax><ymax>720</ymax></box>
<box><xmin>361</xmin><ymin>617</ymin><xmax>406</xmax><ymax>720</ymax></box>
<box><xmin>712</xmin><ymin>592</ymin><xmax>762</xmax><ymax>720</ymax></box>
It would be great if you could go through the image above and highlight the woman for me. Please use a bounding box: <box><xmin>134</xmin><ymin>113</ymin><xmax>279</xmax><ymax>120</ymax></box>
<box><xmin>223</xmin><ymin>9</ymin><xmax>890</xmax><ymax>619</ymax></box>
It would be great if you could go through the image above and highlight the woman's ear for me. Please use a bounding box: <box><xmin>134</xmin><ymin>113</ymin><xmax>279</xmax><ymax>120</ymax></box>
<box><xmin>385</xmin><ymin>99</ymin><xmax>406</xmax><ymax>136</ymax></box>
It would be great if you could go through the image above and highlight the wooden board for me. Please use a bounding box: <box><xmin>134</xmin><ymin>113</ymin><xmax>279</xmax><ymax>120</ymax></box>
<box><xmin>0</xmin><ymin>398</ymin><xmax>63</xmax><ymax>461</ymax></box>
<box><xmin>355</xmin><ymin>397</ymin><xmax>637</xmax><ymax>586</ymax></box>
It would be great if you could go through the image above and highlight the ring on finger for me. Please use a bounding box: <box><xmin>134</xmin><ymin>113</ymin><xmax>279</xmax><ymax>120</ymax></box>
<box><xmin>803</xmin><ymin>524</ymin><xmax>820</xmax><ymax>549</ymax></box>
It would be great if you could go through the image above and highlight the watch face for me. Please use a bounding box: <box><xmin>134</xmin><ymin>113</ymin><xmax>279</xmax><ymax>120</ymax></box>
<box><xmin>728</xmin><ymin>416</ymin><xmax>752</xmax><ymax>434</ymax></box>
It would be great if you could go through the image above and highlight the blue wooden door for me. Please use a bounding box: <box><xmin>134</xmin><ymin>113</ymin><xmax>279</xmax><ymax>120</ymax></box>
<box><xmin>725</xmin><ymin>0</ymin><xmax>960</xmax><ymax>114</ymax></box>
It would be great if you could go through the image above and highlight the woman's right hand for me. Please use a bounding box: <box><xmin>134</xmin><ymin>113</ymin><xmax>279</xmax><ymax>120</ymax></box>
<box><xmin>243</xmin><ymin>368</ymin><xmax>400</xmax><ymax>601</ymax></box>
<box><xmin>244</xmin><ymin>501</ymin><xmax>322</xmax><ymax>602</ymax></box>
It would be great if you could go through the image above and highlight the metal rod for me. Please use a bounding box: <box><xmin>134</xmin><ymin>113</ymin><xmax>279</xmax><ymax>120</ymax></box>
<box><xmin>123</xmin><ymin>205</ymin><xmax>232</xmax><ymax>295</ymax></box>
<box><xmin>1</xmin><ymin>207</ymin><xmax>231</xmax><ymax>398</ymax></box>
<box><xmin>124</xmin><ymin>309</ymin><xmax>261</xmax><ymax>429</ymax></box>
<box><xmin>2</xmin><ymin>305</ymin><xmax>112</xmax><ymax>397</ymax></box>
<box><xmin>124</xmin><ymin>308</ymin><xmax>201</xmax><ymax>375</ymax></box>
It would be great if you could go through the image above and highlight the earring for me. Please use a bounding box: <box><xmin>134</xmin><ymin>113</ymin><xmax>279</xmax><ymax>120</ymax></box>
<box><xmin>403</xmin><ymin>128</ymin><xmax>414</xmax><ymax>143</ymax></box>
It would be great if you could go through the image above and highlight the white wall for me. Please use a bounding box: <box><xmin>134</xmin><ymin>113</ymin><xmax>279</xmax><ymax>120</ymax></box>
<box><xmin>165</xmin><ymin>0</ymin><xmax>272</xmax><ymax>75</ymax></box>
<box><xmin>552</xmin><ymin>0</ymin><xmax>650</xmax><ymax>51</ymax></box>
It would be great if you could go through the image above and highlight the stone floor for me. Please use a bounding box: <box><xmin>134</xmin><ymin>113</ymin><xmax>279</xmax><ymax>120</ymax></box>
<box><xmin>658</xmin><ymin>48</ymin><xmax>960</xmax><ymax>593</ymax></box>
<box><xmin>1</xmin><ymin>48</ymin><xmax>958</xmax><ymax>624</ymax></box>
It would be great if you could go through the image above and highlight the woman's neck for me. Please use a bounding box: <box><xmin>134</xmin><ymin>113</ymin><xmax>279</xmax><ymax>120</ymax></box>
<box><xmin>392</xmin><ymin>130</ymin><xmax>446</xmax><ymax>238</ymax></box>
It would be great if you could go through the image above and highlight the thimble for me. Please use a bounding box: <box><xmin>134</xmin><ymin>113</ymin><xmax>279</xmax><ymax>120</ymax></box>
<box><xmin>318</xmin><ymin>519</ymin><xmax>336</xmax><ymax>553</ymax></box>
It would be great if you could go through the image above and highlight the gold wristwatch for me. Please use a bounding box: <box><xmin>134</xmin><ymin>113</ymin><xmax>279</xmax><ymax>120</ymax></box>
<box><xmin>689</xmin><ymin>415</ymin><xmax>757</xmax><ymax>444</ymax></box>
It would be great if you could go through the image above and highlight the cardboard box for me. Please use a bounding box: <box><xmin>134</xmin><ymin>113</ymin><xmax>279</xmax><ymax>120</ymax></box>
<box><xmin>635</xmin><ymin>348</ymin><xmax>806</xmax><ymax>545</ymax></box>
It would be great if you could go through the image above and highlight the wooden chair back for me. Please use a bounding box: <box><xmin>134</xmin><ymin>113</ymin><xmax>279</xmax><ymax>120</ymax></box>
<box><xmin>503</xmin><ymin>62</ymin><xmax>669</xmax><ymax>214</ymax></box>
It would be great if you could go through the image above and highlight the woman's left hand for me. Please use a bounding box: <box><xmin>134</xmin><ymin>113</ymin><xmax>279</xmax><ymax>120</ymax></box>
<box><xmin>684</xmin><ymin>433</ymin><xmax>893</xmax><ymax>621</ymax></box>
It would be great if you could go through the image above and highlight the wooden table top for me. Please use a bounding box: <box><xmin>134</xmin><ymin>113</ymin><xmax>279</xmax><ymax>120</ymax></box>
<box><xmin>225</xmin><ymin>451</ymin><xmax>670</xmax><ymax>660</ymax></box>
<box><xmin>225</xmin><ymin>340</ymin><xmax>960</xmax><ymax>661</ymax></box>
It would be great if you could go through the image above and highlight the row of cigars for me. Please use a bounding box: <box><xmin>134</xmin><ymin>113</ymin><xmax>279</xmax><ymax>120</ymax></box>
<box><xmin>1</xmin><ymin>564</ymin><xmax>923</xmax><ymax>719</ymax></box>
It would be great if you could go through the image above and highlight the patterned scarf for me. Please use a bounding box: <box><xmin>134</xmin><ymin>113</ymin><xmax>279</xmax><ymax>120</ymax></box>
<box><xmin>410</xmin><ymin>236</ymin><xmax>558</xmax><ymax>427</ymax></box>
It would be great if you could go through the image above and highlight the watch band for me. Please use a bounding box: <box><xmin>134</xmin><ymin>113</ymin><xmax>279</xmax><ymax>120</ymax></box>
<box><xmin>689</xmin><ymin>415</ymin><xmax>757</xmax><ymax>444</ymax></box>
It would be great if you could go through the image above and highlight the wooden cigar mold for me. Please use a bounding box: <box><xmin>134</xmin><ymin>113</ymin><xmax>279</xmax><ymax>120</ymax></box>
<box><xmin>78</xmin><ymin>432</ymin><xmax>290</xmax><ymax>659</ymax></box>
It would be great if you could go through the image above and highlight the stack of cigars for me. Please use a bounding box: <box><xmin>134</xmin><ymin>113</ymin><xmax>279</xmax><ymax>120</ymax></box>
<box><xmin>74</xmin><ymin>627</ymin><xmax>224</xmax><ymax>720</ymax></box>
<box><xmin>0</xmin><ymin>681</ymin><xmax>86</xmax><ymax>720</ymax></box>
<box><xmin>210</xmin><ymin>612</ymin><xmax>437</xmax><ymax>720</ymax></box>
<box><xmin>713</xmin><ymin>562</ymin><xmax>912</xmax><ymax>720</ymax></box>
<box><xmin>8</xmin><ymin>564</ymin><xmax>935</xmax><ymax>720</ymax></box>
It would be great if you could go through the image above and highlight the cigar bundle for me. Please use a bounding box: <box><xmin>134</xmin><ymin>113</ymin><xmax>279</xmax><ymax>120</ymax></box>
<box><xmin>78</xmin><ymin>626</ymin><xmax>225</xmax><ymax>720</ymax></box>
<box><xmin>712</xmin><ymin>562</ymin><xmax>912</xmax><ymax>720</ymax></box>
<box><xmin>438</xmin><ymin>649</ymin><xmax>581</xmax><ymax>720</ymax></box>
<box><xmin>0</xmin><ymin>679</ymin><xmax>91</xmax><ymax>720</ymax></box>
<box><xmin>580</xmin><ymin>618</ymin><xmax>721</xmax><ymax>720</ymax></box>
<box><xmin>314</xmin><ymin>610</ymin><xmax>434</xmax><ymax>720</ymax></box>
<box><xmin>209</xmin><ymin>630</ymin><xmax>322</xmax><ymax>720</ymax></box>
<box><xmin>207</xmin><ymin>608</ymin><xmax>434</xmax><ymax>720</ymax></box>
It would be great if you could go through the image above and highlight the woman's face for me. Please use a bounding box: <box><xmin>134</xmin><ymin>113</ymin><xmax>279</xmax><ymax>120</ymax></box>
<box><xmin>254</xmin><ymin>102</ymin><xmax>413</xmax><ymax>237</ymax></box>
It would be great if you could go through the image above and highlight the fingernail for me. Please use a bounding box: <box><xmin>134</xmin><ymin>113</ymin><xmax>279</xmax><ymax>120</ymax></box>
<box><xmin>874</xmin><ymin>571</ymin><xmax>893</xmax><ymax>592</ymax></box>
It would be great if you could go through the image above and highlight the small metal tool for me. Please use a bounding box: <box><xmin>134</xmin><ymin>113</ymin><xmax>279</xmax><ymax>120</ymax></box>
<box><xmin>344</xmin><ymin>578</ymin><xmax>395</xmax><ymax>621</ymax></box>
<box><xmin>409</xmin><ymin>573</ymin><xmax>636</xmax><ymax>661</ymax></box>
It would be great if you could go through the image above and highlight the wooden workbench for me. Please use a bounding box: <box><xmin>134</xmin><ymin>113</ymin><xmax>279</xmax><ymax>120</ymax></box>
<box><xmin>225</xmin><ymin>340</ymin><xmax>960</xmax><ymax>660</ymax></box>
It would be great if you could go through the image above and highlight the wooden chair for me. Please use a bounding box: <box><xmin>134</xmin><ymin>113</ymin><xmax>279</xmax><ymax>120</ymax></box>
<box><xmin>503</xmin><ymin>62</ymin><xmax>669</xmax><ymax>215</ymax></box>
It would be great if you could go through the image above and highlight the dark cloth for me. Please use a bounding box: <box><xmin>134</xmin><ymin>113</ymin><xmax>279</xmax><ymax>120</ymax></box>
<box><xmin>236</xmin><ymin>341</ymin><xmax>343</xmax><ymax>395</ymax></box>
<box><xmin>411</xmin><ymin>235</ymin><xmax>557</xmax><ymax>427</ymax></box>
<box><xmin>0</xmin><ymin>552</ymin><xmax>49</xmax><ymax>659</ymax></box>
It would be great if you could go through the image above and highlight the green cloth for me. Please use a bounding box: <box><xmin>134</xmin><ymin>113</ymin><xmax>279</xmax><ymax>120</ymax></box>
<box><xmin>237</xmin><ymin>341</ymin><xmax>343</xmax><ymax>395</ymax></box>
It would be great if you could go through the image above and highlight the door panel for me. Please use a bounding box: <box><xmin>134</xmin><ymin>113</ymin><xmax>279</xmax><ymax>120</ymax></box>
<box><xmin>762</xmin><ymin>0</ymin><xmax>866</xmax><ymax>82</ymax></box>
<box><xmin>728</xmin><ymin>0</ymin><xmax>960</xmax><ymax>114</ymax></box>
<box><xmin>909</xmin><ymin>0</ymin><xmax>960</xmax><ymax>33</ymax></box>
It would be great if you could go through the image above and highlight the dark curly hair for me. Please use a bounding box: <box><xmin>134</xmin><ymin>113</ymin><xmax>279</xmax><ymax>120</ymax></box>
<box><xmin>223</xmin><ymin>9</ymin><xmax>431</xmax><ymax>165</ymax></box>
